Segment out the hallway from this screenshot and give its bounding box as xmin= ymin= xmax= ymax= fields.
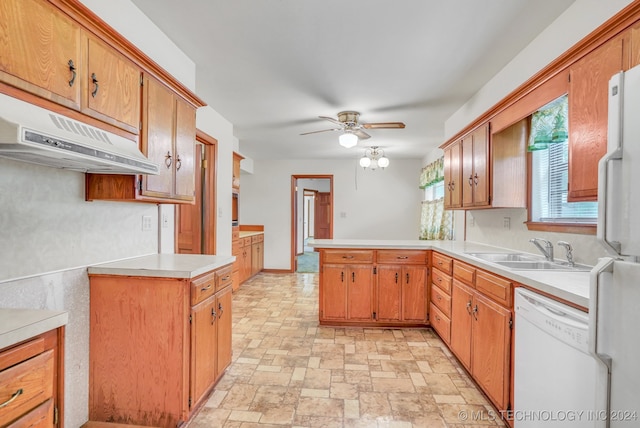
xmin=187 ymin=273 xmax=504 ymax=427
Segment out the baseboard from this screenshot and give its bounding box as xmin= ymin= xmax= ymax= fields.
xmin=261 ymin=268 xmax=293 ymax=274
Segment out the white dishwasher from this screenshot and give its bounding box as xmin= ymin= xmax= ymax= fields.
xmin=514 ymin=287 xmax=604 ymax=427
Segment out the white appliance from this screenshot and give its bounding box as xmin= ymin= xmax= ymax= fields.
xmin=589 ymin=64 xmax=640 ymax=427
xmin=0 ymin=92 xmax=159 ymax=175
xmin=514 ymin=287 xmax=600 ymax=427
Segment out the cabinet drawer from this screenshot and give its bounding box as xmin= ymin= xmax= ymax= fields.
xmin=191 ymin=271 xmax=216 ymax=305
xmin=216 ymin=265 xmax=234 ymax=291
xmin=323 ymin=250 xmax=374 ymax=264
xmin=242 ymin=237 xmax=252 ymax=247
xmin=377 ymin=250 xmax=427 ymax=264
xmin=432 ymin=253 xmax=453 ymax=275
xmin=453 ymin=260 xmax=476 ymax=286
xmin=431 ymin=284 xmax=451 ymax=317
xmin=232 ymin=230 xmax=240 ymax=241
xmin=251 ymin=234 xmax=264 ymax=244
xmin=430 ymin=303 xmax=450 ymax=344
xmin=0 ymin=350 xmax=54 ymax=427
xmin=432 ymin=269 xmax=452 ymax=294
xmin=476 ymin=270 xmax=512 ymax=308
xmin=6 ymin=398 xmax=53 ymax=428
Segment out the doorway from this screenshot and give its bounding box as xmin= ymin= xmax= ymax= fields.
xmin=175 ymin=130 xmax=218 ymax=254
xmin=291 ymin=175 xmax=333 ymax=272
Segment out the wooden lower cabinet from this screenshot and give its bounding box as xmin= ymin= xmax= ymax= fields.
xmin=450 ymin=278 xmax=512 ymax=413
xmin=376 ymin=265 xmax=427 ymax=322
xmin=321 ymin=264 xmax=373 ymax=321
xmin=88 ymin=265 xmax=233 ymax=427
xmin=0 ymin=329 xmax=63 ymax=428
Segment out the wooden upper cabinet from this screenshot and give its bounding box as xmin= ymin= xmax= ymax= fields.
xmin=568 ymin=34 xmax=624 ymax=201
xmin=0 ymin=0 xmax=81 ymax=108
xmin=491 ymin=118 xmax=528 ymax=208
xmin=232 ymin=152 xmax=243 ymax=191
xmin=84 ymin=36 xmax=141 ymax=133
xmin=174 ymin=96 xmax=197 ymax=200
xmin=443 ymin=142 xmax=462 ymax=209
xmin=461 ymin=123 xmax=490 ymax=208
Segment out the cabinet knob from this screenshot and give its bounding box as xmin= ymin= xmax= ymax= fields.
xmin=91 ymin=73 xmax=99 ymax=97
xmin=68 ymin=60 xmax=76 ymax=87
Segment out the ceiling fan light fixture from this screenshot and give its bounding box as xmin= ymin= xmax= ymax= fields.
xmin=360 ymin=146 xmax=389 ymax=170
xmin=378 ymin=156 xmax=390 ymax=169
xmin=359 ymin=156 xmax=371 ymax=168
xmin=339 ymin=131 xmax=358 ymax=148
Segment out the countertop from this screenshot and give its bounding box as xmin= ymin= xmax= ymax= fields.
xmin=239 ymin=231 xmax=264 ymax=238
xmin=308 ymin=239 xmax=591 ymax=309
xmin=0 ymin=308 xmax=68 ymax=350
xmin=87 ymin=254 xmax=236 ymax=279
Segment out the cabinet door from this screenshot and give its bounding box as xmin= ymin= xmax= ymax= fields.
xmin=174 ymin=97 xmax=196 ymax=200
xmin=471 ymin=292 xmax=511 ymax=411
xmin=142 ymin=76 xmax=174 ymax=198
xmin=461 ymin=134 xmax=474 ymax=207
xmin=402 ymin=266 xmax=427 ymax=322
xmin=251 ymin=242 xmax=263 ymax=276
xmin=444 ymin=143 xmax=462 ymax=209
xmin=376 ymin=265 xmax=401 ymax=321
xmin=216 ymin=287 xmax=233 ymax=377
xmin=471 ymin=124 xmax=490 ymax=206
xmin=85 ymin=36 xmax=141 ymax=131
xmin=568 ymin=35 xmax=624 ymax=201
xmin=190 ymin=295 xmax=217 ymax=406
xmin=0 ymin=0 xmax=81 ymax=108
xmin=321 ymin=265 xmax=347 ymax=320
xmin=450 ymin=280 xmax=473 ymax=370
xmin=347 ymin=265 xmax=373 ymax=321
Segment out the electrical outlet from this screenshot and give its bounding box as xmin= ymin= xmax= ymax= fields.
xmin=503 ymin=217 xmax=511 ymax=229
xmin=340 ymin=212 xmax=347 ymax=218
xmin=162 ymin=213 xmax=169 ymax=228
xmin=469 ymin=216 xmax=475 ymax=227
xmin=142 ymin=215 xmax=152 ymax=231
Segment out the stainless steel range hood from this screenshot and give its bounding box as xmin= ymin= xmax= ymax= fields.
xmin=0 ymin=93 xmax=159 ymax=175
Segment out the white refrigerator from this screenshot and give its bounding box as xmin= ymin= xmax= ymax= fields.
xmin=590 ymin=63 xmax=640 ymax=427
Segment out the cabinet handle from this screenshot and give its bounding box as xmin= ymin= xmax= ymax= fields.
xmin=395 ymin=272 xmax=398 ymax=283
xmin=176 ymin=154 xmax=182 ymax=171
xmin=436 ymin=315 xmax=441 ymax=322
xmin=211 ymin=308 xmax=217 ymax=324
xmin=397 ymin=256 xmax=408 ymax=259
xmin=406 ymin=273 xmax=409 ymax=284
xmin=352 ymin=272 xmax=355 ymax=282
xmin=474 ymin=173 xmax=479 ymax=185
xmin=341 ymin=271 xmax=344 ymax=282
xmin=437 ymin=277 xmax=442 ymax=283
xmin=91 ymin=73 xmax=99 ymax=97
xmin=451 ymin=181 xmax=455 ymax=191
xmin=164 ymin=151 xmax=172 ymax=168
xmin=221 ymin=275 xmax=230 ymax=281
xmin=466 ymin=301 xmax=472 ymax=315
xmin=437 ymin=295 xmax=442 ymax=301
xmin=201 ymin=284 xmax=212 ymax=292
xmin=342 ymin=255 xmax=354 ymax=259
xmin=0 ymin=388 xmax=23 ymax=409
xmin=68 ymin=60 xmax=76 ymax=87
xmin=472 ymin=304 xmax=479 ymax=320
xmin=218 ymin=302 xmax=223 ymax=316
xmin=468 ymin=175 xmax=473 ymax=186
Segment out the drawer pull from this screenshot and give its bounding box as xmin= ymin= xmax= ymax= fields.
xmin=201 ymin=284 xmax=212 ymax=292
xmin=342 ymin=255 xmax=354 ymax=259
xmin=221 ymin=275 xmax=231 ymax=281
xmin=0 ymin=388 xmax=23 ymax=409
xmin=397 ymin=256 xmax=408 ymax=259
xmin=91 ymin=73 xmax=99 ymax=97
xmin=437 ymin=296 xmax=442 ymax=301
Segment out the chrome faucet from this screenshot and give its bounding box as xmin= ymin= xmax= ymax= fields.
xmin=529 ymin=238 xmax=554 ymax=261
xmin=557 ymin=241 xmax=575 ymax=267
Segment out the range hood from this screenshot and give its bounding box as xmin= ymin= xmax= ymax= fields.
xmin=0 ymin=93 xmax=159 ymax=175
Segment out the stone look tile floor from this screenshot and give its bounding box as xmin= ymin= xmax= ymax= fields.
xmin=187 ymin=273 xmax=506 ymax=427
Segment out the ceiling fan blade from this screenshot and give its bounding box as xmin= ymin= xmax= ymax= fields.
xmin=300 ymin=128 xmax=341 ymax=136
xmin=319 ymin=116 xmax=344 ymax=126
xmin=354 ymin=129 xmax=371 ymax=140
xmin=362 ymin=122 xmax=406 ymax=129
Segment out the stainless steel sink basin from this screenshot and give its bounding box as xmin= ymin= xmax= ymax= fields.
xmin=494 ymin=260 xmax=592 ymax=272
xmin=465 ymin=252 xmax=540 ymax=262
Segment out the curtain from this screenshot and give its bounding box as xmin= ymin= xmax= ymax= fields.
xmin=528 ymin=94 xmax=568 ymax=151
xmin=419 ymin=157 xmax=444 ymax=189
xmin=420 ymin=199 xmax=452 ymax=240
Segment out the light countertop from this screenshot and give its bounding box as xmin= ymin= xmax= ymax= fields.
xmin=239 ymin=231 xmax=263 ymax=238
xmin=88 ymin=254 xmax=236 ymax=279
xmin=0 ymin=308 xmax=68 ymax=350
xmin=309 ymin=239 xmax=591 ymax=309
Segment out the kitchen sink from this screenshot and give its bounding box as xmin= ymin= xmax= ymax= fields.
xmin=494 ymin=260 xmax=592 ymax=272
xmin=465 ymin=252 xmax=540 ymax=262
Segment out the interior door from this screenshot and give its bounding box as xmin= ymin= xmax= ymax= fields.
xmin=315 ymin=192 xmax=331 ymax=239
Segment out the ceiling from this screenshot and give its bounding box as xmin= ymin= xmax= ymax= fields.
xmin=131 ymin=0 xmax=576 ymax=161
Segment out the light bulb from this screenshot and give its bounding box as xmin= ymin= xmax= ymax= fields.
xmin=338 ymin=132 xmax=358 ymax=148
xmin=359 ymin=156 xmax=371 ymax=168
xmin=378 ymin=156 xmax=389 ymax=168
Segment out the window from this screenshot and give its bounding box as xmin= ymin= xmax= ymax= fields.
xmin=529 ymin=95 xmax=597 ymax=226
xmin=419 ymin=158 xmax=453 ymax=240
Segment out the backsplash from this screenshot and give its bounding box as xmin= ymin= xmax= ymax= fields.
xmin=465 ymin=208 xmax=608 ymax=266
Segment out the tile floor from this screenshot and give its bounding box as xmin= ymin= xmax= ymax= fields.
xmin=187 ymin=273 xmax=506 ymax=427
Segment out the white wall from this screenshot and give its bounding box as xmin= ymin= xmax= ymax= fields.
xmin=240 ymin=159 xmax=423 ymax=270
xmin=443 ymin=0 xmax=634 ymax=261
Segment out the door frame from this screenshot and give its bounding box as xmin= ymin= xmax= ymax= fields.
xmin=174 ymin=129 xmax=217 ymax=254
xmin=291 ymin=174 xmax=333 ymax=272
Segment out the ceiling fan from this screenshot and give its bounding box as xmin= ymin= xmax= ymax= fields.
xmin=300 ymin=111 xmax=405 ymax=141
